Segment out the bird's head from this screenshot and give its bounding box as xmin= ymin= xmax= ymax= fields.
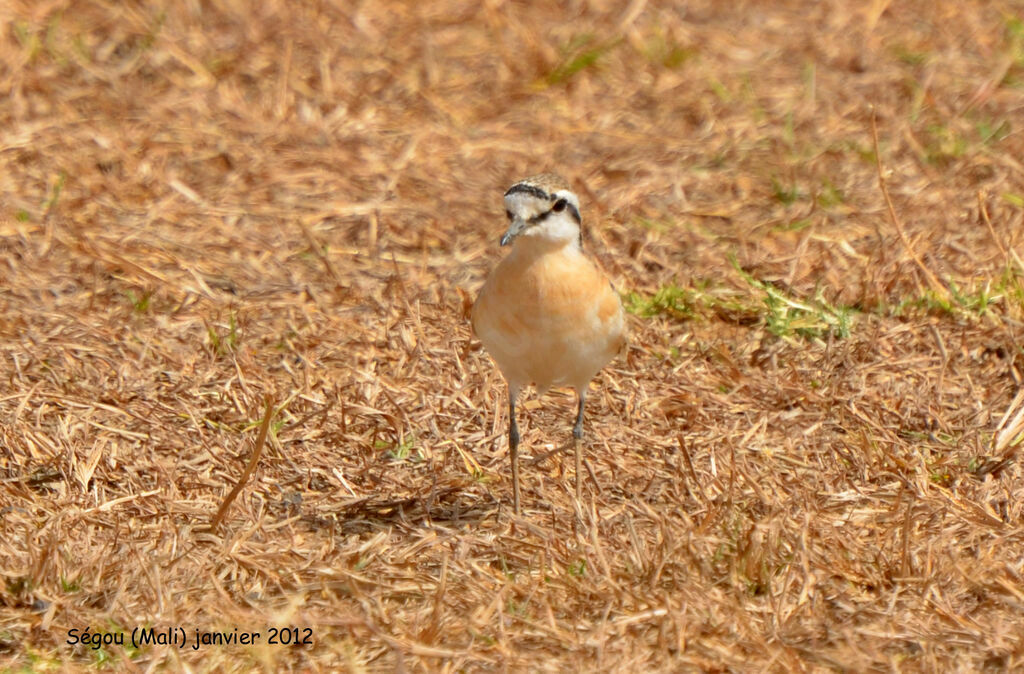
xmin=500 ymin=174 xmax=582 ymax=248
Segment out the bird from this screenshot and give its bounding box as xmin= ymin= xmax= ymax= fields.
xmin=472 ymin=174 xmax=626 ymax=514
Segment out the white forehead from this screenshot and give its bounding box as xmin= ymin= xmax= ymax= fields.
xmin=503 ymin=191 xmax=546 ymax=217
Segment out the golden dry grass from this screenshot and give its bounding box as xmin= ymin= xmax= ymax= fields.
xmin=3 ymin=0 xmax=1024 ymax=670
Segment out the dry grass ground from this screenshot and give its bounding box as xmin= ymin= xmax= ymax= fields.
xmin=2 ymin=0 xmax=1024 ymax=670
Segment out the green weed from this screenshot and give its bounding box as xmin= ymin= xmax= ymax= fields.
xmin=815 ymin=180 xmax=845 ymax=209
xmin=772 ymin=218 xmax=812 ymax=232
xmin=206 ymin=313 xmax=240 ymax=356
xmin=625 ymin=283 xmax=699 ymax=321
xmin=976 ymin=118 xmax=1011 ymax=145
xmin=708 ymin=77 xmax=731 ymax=102
xmin=891 ymin=45 xmax=928 ymax=66
xmin=771 ymin=178 xmax=802 ymax=205
xmin=641 ymin=31 xmax=696 ymax=69
xmin=1004 ymin=14 xmax=1024 ymax=83
xmin=883 ymin=269 xmax=1024 ymax=320
xmin=923 ymin=124 xmax=966 ymax=165
xmin=43 ymin=171 xmax=66 ymax=215
xmin=543 ymin=35 xmax=620 ymax=86
xmin=627 ymin=276 xmax=844 ymax=337
xmin=126 ymin=290 xmax=152 ymax=313
xmin=387 ymin=436 xmax=415 ymax=461
xmin=1003 ymin=192 xmax=1024 ymax=207
xmin=733 ymin=263 xmax=853 ymax=339
xmin=12 ymin=21 xmax=42 ymax=61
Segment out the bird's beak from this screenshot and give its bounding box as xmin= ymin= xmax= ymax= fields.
xmin=500 ymin=217 xmax=526 ymax=247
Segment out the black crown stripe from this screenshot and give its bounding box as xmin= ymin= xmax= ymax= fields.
xmin=504 ymin=183 xmax=551 ymax=200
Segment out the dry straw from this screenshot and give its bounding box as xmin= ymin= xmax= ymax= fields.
xmin=2 ymin=0 xmax=1024 ymax=670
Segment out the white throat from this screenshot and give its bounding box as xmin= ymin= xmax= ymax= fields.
xmin=521 ymin=211 xmax=581 ymax=247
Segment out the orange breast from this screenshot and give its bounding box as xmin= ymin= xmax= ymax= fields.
xmin=472 ymin=242 xmax=625 ymax=393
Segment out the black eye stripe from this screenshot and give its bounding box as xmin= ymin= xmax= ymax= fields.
xmin=526 ymin=201 xmax=582 ymax=225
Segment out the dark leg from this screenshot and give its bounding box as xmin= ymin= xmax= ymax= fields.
xmin=573 ymin=390 xmax=586 ymax=501
xmin=573 ymin=390 xmax=586 ymax=440
xmin=509 ymin=390 xmax=521 ymax=514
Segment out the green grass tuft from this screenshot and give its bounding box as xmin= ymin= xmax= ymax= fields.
xmin=126 ymin=290 xmax=152 ymax=313
xmin=771 ymin=178 xmax=802 ymax=205
xmin=43 ymin=171 xmax=66 ymax=214
xmin=640 ymin=31 xmax=697 ymax=69
xmin=627 ymin=270 xmax=855 ymax=341
xmin=543 ymin=35 xmax=620 ymax=86
xmin=733 ymin=262 xmax=854 ymax=339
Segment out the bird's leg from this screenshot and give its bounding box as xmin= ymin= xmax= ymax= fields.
xmin=509 ymin=388 xmax=521 ymax=515
xmin=573 ymin=390 xmax=586 ymax=501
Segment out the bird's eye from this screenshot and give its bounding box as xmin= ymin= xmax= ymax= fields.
xmin=552 ymin=198 xmax=567 ymax=213
xmin=505 ymin=209 xmax=514 ymax=220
